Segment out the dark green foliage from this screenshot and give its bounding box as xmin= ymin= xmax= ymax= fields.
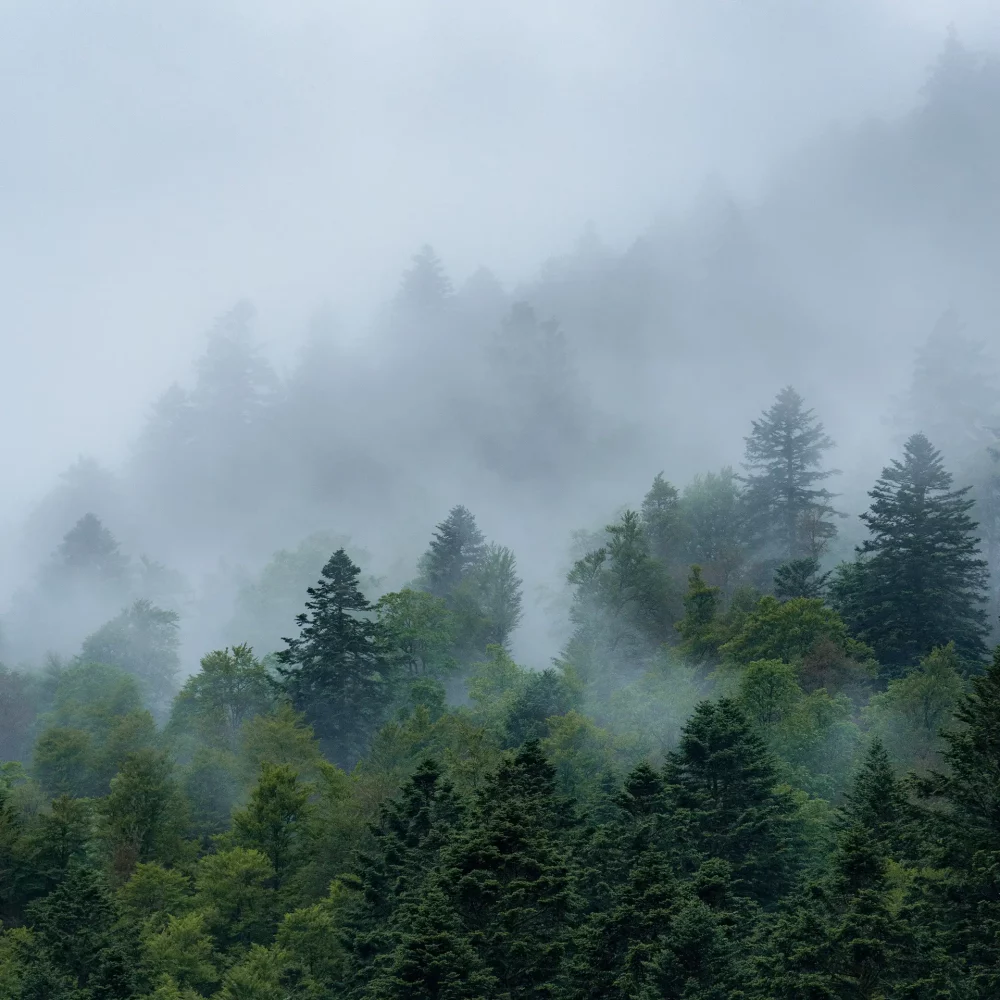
xmin=742 ymin=386 xmax=841 ymax=565
xmin=503 ymin=669 xmax=578 ymax=747
xmin=835 ymin=433 xmax=990 ymax=676
xmin=675 ymin=566 xmax=723 ymax=665
xmin=773 ymin=557 xmax=830 ymax=600
xmin=23 ymin=863 xmax=144 ymax=998
xmin=438 ymin=742 xmax=579 ymax=1000
xmin=663 ymin=698 xmax=801 ymax=904
xmin=277 ymin=548 xmax=389 ymax=768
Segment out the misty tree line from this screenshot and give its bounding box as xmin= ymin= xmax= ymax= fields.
xmin=3 ymin=372 xmax=1000 ymax=996
xmin=7 ymin=32 xmax=1000 ymax=999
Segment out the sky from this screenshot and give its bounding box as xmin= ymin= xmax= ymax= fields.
xmin=1 ymin=0 xmax=998 ymax=517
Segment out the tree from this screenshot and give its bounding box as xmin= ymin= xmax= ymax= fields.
xmin=472 ymin=543 xmax=524 ymax=649
xmin=675 ymin=566 xmax=724 ymax=665
xmin=232 ymin=763 xmax=311 ymax=893
xmin=663 ymin=698 xmax=800 ymax=904
xmin=741 ymin=386 xmax=841 ymax=566
xmin=641 ymin=472 xmax=682 ymax=565
xmin=24 ymin=863 xmax=143 ymax=999
xmin=395 ymin=245 xmax=453 ymax=318
xmin=417 ymin=506 xmax=485 ymax=601
xmin=773 ymin=557 xmax=830 ymax=600
xmin=836 ymin=433 xmax=990 ymax=675
xmin=169 ymin=644 xmax=274 ymax=751
xmin=277 ymin=549 xmax=389 ymax=768
xmin=80 ymin=599 xmax=181 ymax=719
xmin=679 ymin=467 xmax=747 ymax=592
xmin=48 ymin=512 xmax=130 ymax=590
xmin=376 ymin=590 xmax=458 ymax=681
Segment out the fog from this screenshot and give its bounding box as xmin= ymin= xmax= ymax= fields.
xmin=4 ymin=0 xmax=1000 ymax=669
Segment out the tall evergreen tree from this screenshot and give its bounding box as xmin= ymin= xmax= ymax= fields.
xmin=663 ymin=698 xmax=800 ymax=905
xmin=773 ymin=557 xmax=830 ymax=601
xmin=742 ymin=386 xmax=841 ymax=566
xmin=277 ymin=549 xmax=389 ymax=768
xmin=835 ymin=433 xmax=990 ymax=675
xmin=417 ymin=506 xmax=486 ymax=601
xmin=48 ymin=512 xmax=130 ymax=590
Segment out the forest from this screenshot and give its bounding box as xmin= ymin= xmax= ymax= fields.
xmin=5 ymin=25 xmax=1000 ymax=1000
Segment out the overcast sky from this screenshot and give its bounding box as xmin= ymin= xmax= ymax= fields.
xmin=2 ymin=0 xmax=999 ymax=515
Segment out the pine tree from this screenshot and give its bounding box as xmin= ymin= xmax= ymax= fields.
xmin=277 ymin=549 xmax=389 ymax=768
xmin=663 ymin=698 xmax=800 ymax=904
xmin=417 ymin=506 xmax=486 ymax=601
xmin=742 ymin=386 xmax=841 ymax=565
xmin=837 ymin=433 xmax=990 ymax=675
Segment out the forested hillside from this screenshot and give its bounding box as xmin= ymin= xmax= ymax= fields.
xmin=3 ymin=377 xmax=1000 ymax=998
xmin=7 ymin=28 xmax=1000 ymax=1000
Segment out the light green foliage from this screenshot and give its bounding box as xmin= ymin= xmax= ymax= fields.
xmin=80 ymin=598 xmax=181 ymax=719
xmin=867 ymin=643 xmax=966 ymax=770
xmin=239 ymin=702 xmax=328 ymax=786
xmin=195 ymin=847 xmax=276 ymax=951
xmin=145 ymin=911 xmax=220 ymax=994
xmin=33 ymin=662 xmax=157 ymax=797
xmin=470 ymin=542 xmax=524 ymax=650
xmin=541 ymin=710 xmax=616 ymax=801
xmin=376 ymin=588 xmax=458 ymax=680
xmin=737 ymin=659 xmax=801 ymax=727
xmin=722 ymin=595 xmax=851 ymax=665
xmin=213 ymin=943 xmax=289 ymax=1000
xmin=169 ymin=644 xmax=275 ymax=752
xmin=467 ymin=644 xmax=529 ymax=730
xmin=118 ymin=862 xmax=193 ymax=931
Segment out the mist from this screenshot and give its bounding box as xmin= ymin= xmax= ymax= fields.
xmin=4 ymin=0 xmax=1000 ymax=670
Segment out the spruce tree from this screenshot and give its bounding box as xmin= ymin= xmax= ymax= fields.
xmin=417 ymin=506 xmax=486 ymax=601
xmin=773 ymin=557 xmax=830 ymax=600
xmin=838 ymin=433 xmax=990 ymax=675
xmin=438 ymin=742 xmax=579 ymax=1000
xmin=742 ymin=386 xmax=840 ymax=565
xmin=48 ymin=512 xmax=130 ymax=591
xmin=663 ymin=698 xmax=800 ymax=904
xmin=277 ymin=549 xmax=389 ymax=768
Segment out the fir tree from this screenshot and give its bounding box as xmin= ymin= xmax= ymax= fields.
xmin=773 ymin=556 xmax=830 ymax=600
xmin=742 ymin=386 xmax=841 ymax=565
xmin=417 ymin=506 xmax=486 ymax=601
xmin=663 ymin=698 xmax=800 ymax=904
xmin=48 ymin=512 xmax=130 ymax=590
xmin=277 ymin=549 xmax=389 ymax=768
xmin=836 ymin=433 xmax=990 ymax=675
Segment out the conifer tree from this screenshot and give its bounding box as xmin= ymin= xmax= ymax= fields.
xmin=438 ymin=742 xmax=579 ymax=1000
xmin=742 ymin=386 xmax=840 ymax=565
xmin=48 ymin=512 xmax=130 ymax=590
xmin=836 ymin=433 xmax=990 ymax=675
xmin=277 ymin=549 xmax=389 ymax=768
xmin=773 ymin=556 xmax=830 ymax=600
xmin=417 ymin=506 xmax=486 ymax=601
xmin=663 ymin=698 xmax=800 ymax=904
xmin=641 ymin=472 xmax=682 ymax=564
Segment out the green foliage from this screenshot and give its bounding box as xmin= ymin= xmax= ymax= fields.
xmin=679 ymin=466 xmax=747 ymax=592
xmin=773 ymin=556 xmax=830 ymax=600
xmin=195 ymin=847 xmax=276 ymax=952
xmin=641 ymin=471 xmax=682 ymax=564
xmin=741 ymin=386 xmax=841 ymax=565
xmin=470 ymin=542 xmax=524 ymax=650
xmin=376 ymin=589 xmax=458 ymax=681
xmin=867 ymin=643 xmax=966 ymax=770
xmin=169 ymin=643 xmax=275 ymax=752
xmin=80 ymin=598 xmax=181 ymax=719
xmin=836 ymin=433 xmax=991 ymax=676
xmin=416 ymin=505 xmax=485 ymax=599
xmin=277 ymin=548 xmax=390 ymax=768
